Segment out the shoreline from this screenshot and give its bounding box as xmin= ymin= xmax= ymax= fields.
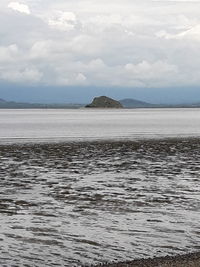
xmin=1 ymin=135 xmax=200 ymax=146
xmin=1 ymin=134 xmax=200 ymax=146
xmin=89 ymin=251 xmax=200 ymax=267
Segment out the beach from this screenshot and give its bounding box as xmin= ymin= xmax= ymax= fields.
xmin=0 ymin=138 xmax=199 ymax=266
xmin=91 ymin=252 xmax=200 ymax=266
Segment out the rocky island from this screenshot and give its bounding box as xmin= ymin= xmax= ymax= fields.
xmin=86 ymin=96 xmax=123 ymax=108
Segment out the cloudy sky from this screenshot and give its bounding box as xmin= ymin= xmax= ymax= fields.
xmin=0 ymin=0 xmax=200 ymax=103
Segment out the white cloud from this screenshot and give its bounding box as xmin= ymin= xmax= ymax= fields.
xmin=30 ymin=41 xmax=51 ymax=59
xmin=124 ymin=60 xmax=179 ymax=87
xmin=76 ymin=73 xmax=86 ymax=82
xmin=55 ymin=72 xmax=86 ymax=86
xmin=1 ymin=0 xmax=200 ymax=89
xmin=47 ymin=11 xmax=77 ymax=31
xmin=0 ymin=67 xmax=43 ymax=83
xmin=125 ymin=61 xmax=178 ymax=77
xmin=157 ymin=25 xmax=200 ymax=41
xmin=0 ymin=44 xmax=19 ymax=62
xmin=8 ymin=2 xmax=30 ymax=15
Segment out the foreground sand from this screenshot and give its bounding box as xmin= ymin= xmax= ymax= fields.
xmin=0 ymin=138 xmax=200 ymax=266
xmin=91 ymin=252 xmax=200 ymax=266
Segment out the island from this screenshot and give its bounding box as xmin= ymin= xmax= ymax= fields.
xmin=86 ymin=96 xmax=123 ymax=108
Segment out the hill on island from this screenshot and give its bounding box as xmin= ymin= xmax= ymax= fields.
xmin=86 ymin=96 xmax=123 ymax=108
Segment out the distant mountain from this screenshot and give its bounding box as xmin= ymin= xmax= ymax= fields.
xmin=86 ymin=96 xmax=123 ymax=108
xmin=119 ymin=98 xmax=155 ymax=108
xmin=0 ymin=98 xmax=84 ymax=109
xmin=2 ymin=97 xmax=200 ymax=109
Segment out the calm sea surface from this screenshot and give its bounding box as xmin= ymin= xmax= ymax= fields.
xmin=1 ymin=108 xmax=200 ymax=142
xmin=0 ymin=109 xmax=200 ymax=266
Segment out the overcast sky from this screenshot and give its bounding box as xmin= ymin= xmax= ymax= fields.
xmin=0 ymin=0 xmax=200 ymax=103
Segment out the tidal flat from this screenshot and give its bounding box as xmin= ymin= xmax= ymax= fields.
xmin=0 ymin=138 xmax=200 ymax=266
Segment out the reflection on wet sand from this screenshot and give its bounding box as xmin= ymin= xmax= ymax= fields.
xmin=0 ymin=138 xmax=200 ymax=266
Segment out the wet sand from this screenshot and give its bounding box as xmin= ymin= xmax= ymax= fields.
xmin=90 ymin=251 xmax=200 ymax=266
xmin=0 ymin=138 xmax=200 ymax=266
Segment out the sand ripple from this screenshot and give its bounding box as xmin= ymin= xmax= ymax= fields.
xmin=0 ymin=139 xmax=200 ymax=266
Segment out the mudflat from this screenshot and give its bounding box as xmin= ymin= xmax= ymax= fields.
xmin=91 ymin=252 xmax=200 ymax=266
xmin=0 ymin=138 xmax=199 ymax=266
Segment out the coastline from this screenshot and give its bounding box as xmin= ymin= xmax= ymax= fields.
xmin=1 ymin=134 xmax=200 ymax=145
xmin=90 ymin=252 xmax=200 ymax=267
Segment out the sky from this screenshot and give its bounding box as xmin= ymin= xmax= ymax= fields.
xmin=0 ymin=0 xmax=200 ymax=103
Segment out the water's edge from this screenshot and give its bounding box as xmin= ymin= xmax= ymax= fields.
xmin=88 ymin=251 xmax=200 ymax=267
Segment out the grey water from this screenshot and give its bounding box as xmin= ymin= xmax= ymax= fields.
xmin=1 ymin=108 xmax=200 ymax=142
xmin=0 ymin=109 xmax=200 ymax=266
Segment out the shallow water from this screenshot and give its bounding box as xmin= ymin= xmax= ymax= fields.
xmin=1 ymin=108 xmax=200 ymax=143
xmin=0 ymin=139 xmax=200 ymax=266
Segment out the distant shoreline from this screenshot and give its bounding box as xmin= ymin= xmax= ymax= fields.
xmin=2 ymin=97 xmax=200 ymax=109
xmin=2 ymin=105 xmax=200 ymax=109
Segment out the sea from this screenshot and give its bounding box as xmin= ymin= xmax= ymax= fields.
xmin=1 ymin=108 xmax=200 ymax=143
xmin=0 ymin=108 xmax=200 ymax=266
